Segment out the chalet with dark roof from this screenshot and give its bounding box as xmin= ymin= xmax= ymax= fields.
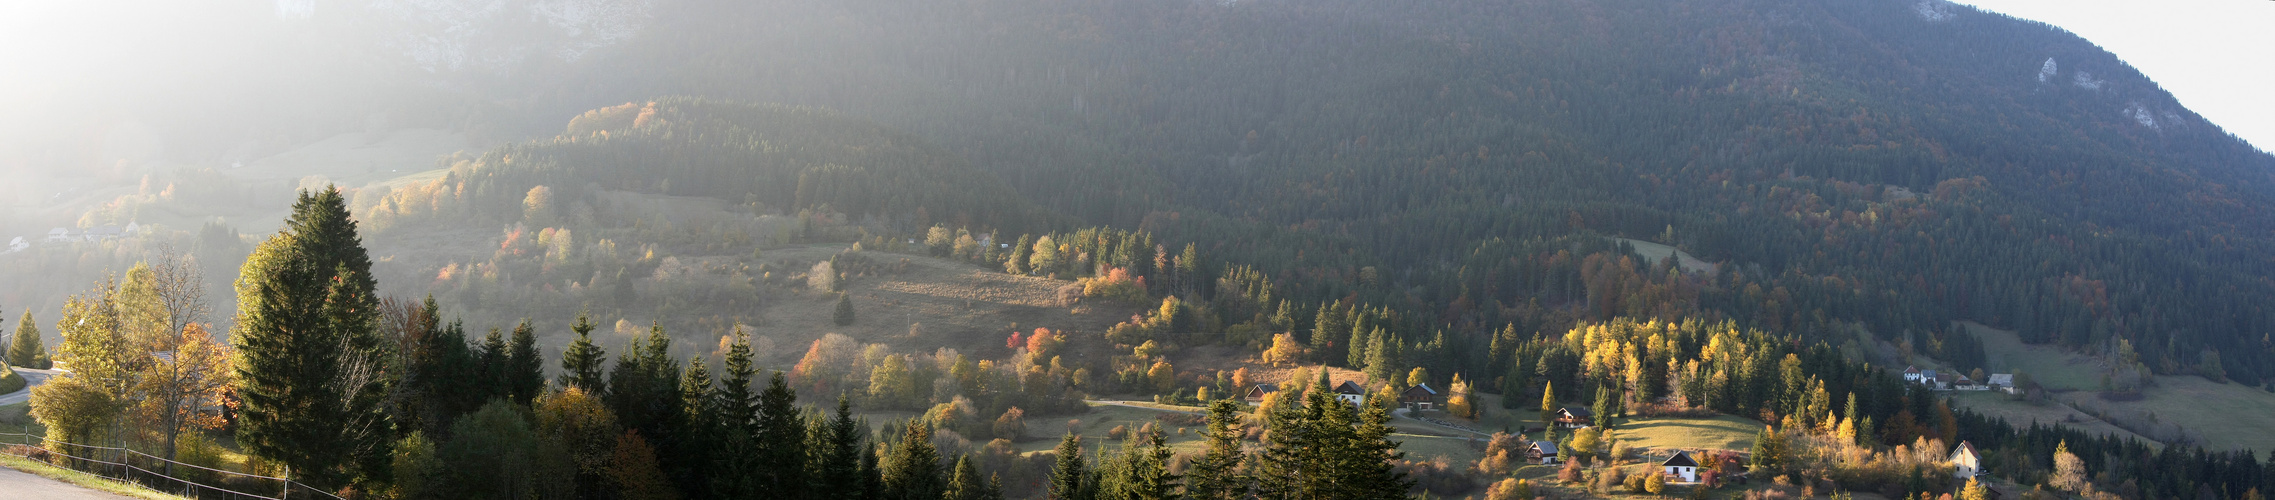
xmin=1529 ymin=441 xmax=1558 ymax=465
xmin=1399 ymin=383 xmax=1438 ymax=410
xmin=1554 ymin=406 xmax=1594 ymax=428
xmin=1243 ymin=383 xmax=1280 ymax=404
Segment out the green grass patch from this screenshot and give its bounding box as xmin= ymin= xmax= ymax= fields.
xmin=0 ymin=365 xmax=24 ymax=395
xmin=2056 ymin=375 xmax=2275 ymax=453
xmin=1944 ymin=391 xmax=2153 ymax=445
xmin=0 ymin=453 xmax=189 ymax=500
xmin=1607 ymin=414 xmax=1762 ymax=453
xmin=1964 ymin=322 xmax=2102 ymax=391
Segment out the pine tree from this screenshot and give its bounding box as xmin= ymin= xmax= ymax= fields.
xmin=882 ymin=420 xmax=945 ymax=499
xmin=1051 ymin=433 xmax=1088 ymax=500
xmin=231 ymin=186 xmax=389 ymax=489
xmin=947 ymin=455 xmax=988 ymax=500
xmin=561 ymin=310 xmax=609 ymax=394
xmin=1311 ymin=303 xmax=1346 ymax=364
xmin=1346 ymin=312 xmax=1372 ymax=369
xmin=756 ymin=372 xmax=806 ymax=496
xmin=1339 ymin=393 xmax=1415 ymax=499
xmin=7 ymin=311 xmax=45 ymax=369
xmin=1363 ymin=328 xmax=1395 ymax=383
xmin=506 ymin=320 xmax=544 ymax=404
xmin=1748 ymin=426 xmax=1785 ymax=474
xmin=835 ymin=293 xmax=856 ymax=326
xmin=819 ymin=396 xmax=868 ymax=500
xmin=713 ymin=329 xmax=762 ymax=498
xmin=1005 ymin=234 xmax=1034 ymax=275
xmin=478 ymin=327 xmax=510 ymax=401
xmin=1103 ymin=425 xmax=1179 ymax=500
xmin=678 ymin=360 xmax=716 ymax=498
xmin=1540 ymin=381 xmax=1557 ymax=425
xmin=1592 ymin=384 xmax=1619 ymax=430
xmin=1184 ymin=399 xmax=1248 ymax=499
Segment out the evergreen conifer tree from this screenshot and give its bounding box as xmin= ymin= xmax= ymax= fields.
xmin=1311 ymin=303 xmax=1347 ymax=364
xmin=756 ymin=372 xmax=807 ymax=496
xmin=1339 ymin=392 xmax=1414 ymax=499
xmin=835 ymin=293 xmax=856 ymax=326
xmin=7 ymin=311 xmax=45 ymax=369
xmin=819 ymin=396 xmax=868 ymax=500
xmin=506 ymin=320 xmax=544 ymax=404
xmin=231 ymin=186 xmax=389 ymax=489
xmin=1593 ymin=384 xmax=1619 ymax=429
xmin=947 ymin=455 xmax=986 ymax=500
xmin=678 ymin=360 xmax=716 ymax=498
xmin=1050 ymin=433 xmax=1088 ymax=500
xmin=1184 ymin=399 xmax=1248 ymax=499
xmin=882 ymin=420 xmax=945 ymax=499
xmin=560 ymin=310 xmax=608 ymax=394
xmin=713 ymin=329 xmax=762 ymax=498
xmin=478 ymin=327 xmax=510 ymax=401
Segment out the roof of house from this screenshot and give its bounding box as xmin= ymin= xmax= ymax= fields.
xmin=1904 ymin=365 xmax=1921 ymax=374
xmin=1987 ymin=374 xmax=2015 ymax=386
xmin=1532 ymin=441 xmax=1558 ymax=455
xmin=1559 ymin=406 xmax=1594 ymax=418
xmin=1246 ymin=383 xmax=1280 ymax=396
xmin=1334 ymin=380 xmax=1366 ymax=395
xmin=1662 ymin=451 xmax=1699 ymax=468
xmin=1951 ymin=441 xmax=1980 ymax=462
xmin=1403 ymin=383 xmax=1438 ymax=396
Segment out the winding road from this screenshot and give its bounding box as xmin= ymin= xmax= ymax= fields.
xmin=0 ymin=367 xmax=60 ymax=406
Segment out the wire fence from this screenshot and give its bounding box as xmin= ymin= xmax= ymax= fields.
xmin=0 ymin=429 xmax=344 ymax=500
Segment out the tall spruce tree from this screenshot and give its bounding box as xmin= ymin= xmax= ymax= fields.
xmin=1102 ymin=425 xmax=1179 ymax=500
xmin=506 ymin=320 xmax=544 ymax=404
xmin=713 ymin=329 xmax=762 ymax=498
xmin=1184 ymin=399 xmax=1248 ymax=499
xmin=677 ymin=359 xmax=717 ymax=499
xmin=1338 ymin=393 xmax=1413 ymax=499
xmin=7 ymin=311 xmax=45 ymax=369
xmin=946 ymin=455 xmax=987 ymax=500
xmin=1050 ymin=433 xmax=1088 ymax=500
xmin=834 ymin=292 xmax=856 ymax=326
xmin=882 ymin=420 xmax=945 ymax=499
xmin=1311 ymin=303 xmax=1347 ymax=365
xmin=1593 ymin=384 xmax=1619 ymax=430
xmin=755 ymin=372 xmax=806 ymax=496
xmin=818 ymin=396 xmax=869 ymax=500
xmin=477 ymin=327 xmax=509 ymax=401
xmin=231 ymin=186 xmax=389 ymax=489
xmin=560 ymin=310 xmax=608 ymax=394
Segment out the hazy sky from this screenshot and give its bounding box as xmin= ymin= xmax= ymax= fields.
xmin=1950 ymin=0 xmax=2275 ymax=153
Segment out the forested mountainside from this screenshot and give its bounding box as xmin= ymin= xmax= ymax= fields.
xmin=485 ymin=0 xmax=2275 ymax=383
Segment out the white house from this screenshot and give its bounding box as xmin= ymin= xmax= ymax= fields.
xmin=1333 ymin=380 xmax=1367 ymax=406
xmin=1987 ymin=373 xmax=2016 ymax=393
xmin=5 ymin=237 xmax=26 ymax=253
xmin=1951 ymin=441 xmax=1984 ymax=479
xmin=1662 ymin=450 xmax=1700 ymax=482
xmin=44 ymin=228 xmax=72 ymax=243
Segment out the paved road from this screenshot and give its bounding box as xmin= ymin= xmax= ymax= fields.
xmin=0 ymin=463 xmax=134 ymax=499
xmin=0 ymin=368 xmax=59 ymax=406
xmin=1085 ymin=400 xmax=1207 ymax=414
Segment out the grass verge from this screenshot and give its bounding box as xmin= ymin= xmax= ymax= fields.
xmin=0 ymin=453 xmax=189 ymax=500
